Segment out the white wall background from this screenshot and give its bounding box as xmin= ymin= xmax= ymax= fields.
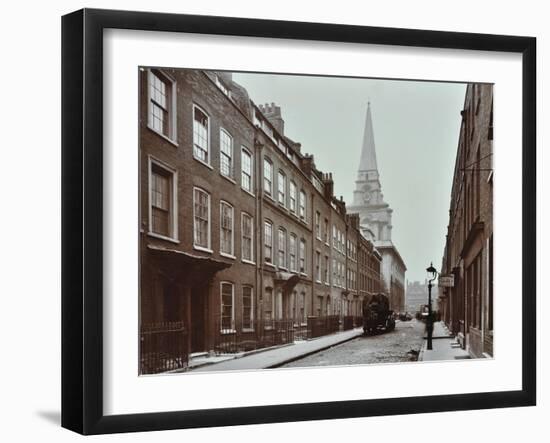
xmin=0 ymin=0 xmax=545 ymax=441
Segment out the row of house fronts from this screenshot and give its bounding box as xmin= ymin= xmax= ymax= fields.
xmin=139 ymin=68 xmax=395 ymax=374
xmin=438 ymin=83 xmax=494 ymax=358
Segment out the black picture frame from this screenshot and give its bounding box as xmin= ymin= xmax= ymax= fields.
xmin=61 ymin=8 xmax=536 ymax=435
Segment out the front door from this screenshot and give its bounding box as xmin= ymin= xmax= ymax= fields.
xmin=190 ymin=287 xmax=206 ymax=353
xmin=162 ymin=281 xmax=181 ymax=322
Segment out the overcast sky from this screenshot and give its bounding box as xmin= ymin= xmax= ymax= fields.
xmin=233 ymin=72 xmax=466 ymax=282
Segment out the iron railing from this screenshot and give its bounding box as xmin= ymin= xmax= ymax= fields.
xmin=343 ymin=316 xmax=354 ymax=330
xmin=307 ymin=315 xmax=340 ymax=338
xmin=214 ymin=319 xmax=296 ymax=354
xmin=293 ymin=323 xmax=309 ymax=341
xmin=213 ymin=316 xmax=345 ymax=354
xmin=140 ymin=321 xmax=188 ymax=375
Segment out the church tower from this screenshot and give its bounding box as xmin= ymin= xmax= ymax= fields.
xmin=349 ymin=102 xmax=393 ymax=242
xmin=348 ymin=103 xmax=407 ymax=312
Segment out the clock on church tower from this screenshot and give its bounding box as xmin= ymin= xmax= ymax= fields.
xmin=362 ymin=184 xmax=371 ymax=203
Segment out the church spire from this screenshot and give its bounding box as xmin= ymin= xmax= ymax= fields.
xmin=358 ymin=102 xmax=378 ymax=172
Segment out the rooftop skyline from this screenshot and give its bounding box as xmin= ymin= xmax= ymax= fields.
xmin=233 ymin=71 xmax=467 ymax=281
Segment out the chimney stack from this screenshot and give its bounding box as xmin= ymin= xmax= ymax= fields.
xmin=322 ymin=172 xmax=334 ymax=199
xmin=300 ymin=153 xmax=315 ymax=177
xmin=217 ymin=71 xmax=233 ymax=85
xmin=258 ymin=102 xmax=285 ymax=135
xmin=348 ymin=213 xmax=360 ymax=230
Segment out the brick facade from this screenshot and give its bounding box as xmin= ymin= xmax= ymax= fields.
xmin=139 ymin=68 xmax=384 ymax=372
xmin=438 ymin=83 xmax=493 ymax=358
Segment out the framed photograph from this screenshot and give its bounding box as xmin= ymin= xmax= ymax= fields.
xmin=61 ymin=8 xmax=536 ymax=435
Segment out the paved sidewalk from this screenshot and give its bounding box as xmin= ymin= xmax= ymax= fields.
xmin=419 ymin=321 xmax=471 ymax=361
xmin=189 ymin=328 xmax=364 ymax=372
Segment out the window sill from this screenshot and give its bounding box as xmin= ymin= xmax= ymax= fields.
xmin=300 ymin=272 xmax=308 ymax=277
xmin=147 ymin=125 xmax=179 ymax=147
xmin=147 ymin=232 xmax=180 ymax=244
xmin=242 ymin=259 xmax=256 ymax=266
xmin=193 ymin=156 xmax=214 ymax=170
xmin=278 ymin=266 xmax=288 ymax=272
xmin=242 ymin=187 xmax=256 ymax=198
xmin=220 ymin=252 xmax=236 ymax=260
xmin=242 ymin=328 xmax=255 ymax=333
xmin=220 ymin=173 xmax=236 ymax=185
xmin=193 ymin=245 xmax=213 ymax=254
xmin=264 ymin=262 xmax=277 ymax=269
xmin=315 ymin=280 xmax=323 ymax=284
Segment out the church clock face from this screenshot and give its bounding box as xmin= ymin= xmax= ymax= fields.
xmin=362 ymin=184 xmax=372 ymax=203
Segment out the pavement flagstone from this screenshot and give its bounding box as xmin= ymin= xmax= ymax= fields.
xmin=419 ymin=321 xmax=471 ymax=361
xmin=186 ymin=328 xmax=364 ymax=372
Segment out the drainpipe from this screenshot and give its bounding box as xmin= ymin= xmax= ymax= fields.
xmin=254 ymin=132 xmax=264 ymax=331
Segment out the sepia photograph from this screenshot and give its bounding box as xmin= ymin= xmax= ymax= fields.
xmin=138 ymin=67 xmax=494 ymax=375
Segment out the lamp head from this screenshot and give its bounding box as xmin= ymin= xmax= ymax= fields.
xmin=426 ymin=262 xmax=437 ymax=280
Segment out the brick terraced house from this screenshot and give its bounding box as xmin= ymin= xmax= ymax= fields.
xmin=139 ymin=68 xmax=383 ymax=374
xmin=438 ymin=83 xmax=494 ymax=358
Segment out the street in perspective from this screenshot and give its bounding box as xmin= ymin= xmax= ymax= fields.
xmin=139 ymin=68 xmax=493 ymax=375
xmin=281 ymin=319 xmax=425 ymax=368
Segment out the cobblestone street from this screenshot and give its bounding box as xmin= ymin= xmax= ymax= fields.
xmin=281 ymin=319 xmax=426 ymax=368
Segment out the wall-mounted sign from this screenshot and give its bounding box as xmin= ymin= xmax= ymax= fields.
xmin=439 ymin=275 xmax=455 ymax=287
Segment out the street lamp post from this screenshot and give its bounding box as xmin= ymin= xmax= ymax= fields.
xmin=426 ymin=263 xmax=438 ymax=351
